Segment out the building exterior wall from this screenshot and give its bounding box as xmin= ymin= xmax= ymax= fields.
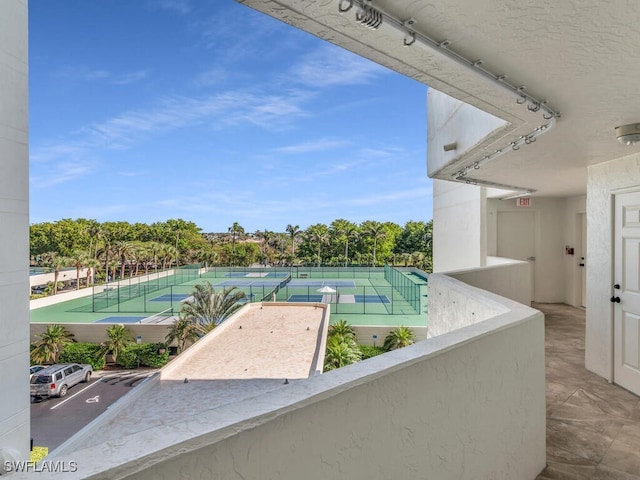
xmin=433 ymin=179 xmax=486 ymax=272
xmin=586 ymin=154 xmax=640 ymax=379
xmin=426 ymin=88 xmax=507 ymax=178
xmin=0 ymin=0 xmax=29 ymax=465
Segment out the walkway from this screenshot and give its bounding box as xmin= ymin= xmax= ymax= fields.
xmin=536 ymin=303 xmax=640 ymax=479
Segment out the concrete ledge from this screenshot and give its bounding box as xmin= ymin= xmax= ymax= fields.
xmin=39 ymin=280 xmax=545 ymax=480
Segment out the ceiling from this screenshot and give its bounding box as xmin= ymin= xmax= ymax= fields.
xmin=239 ymin=0 xmax=640 ymax=197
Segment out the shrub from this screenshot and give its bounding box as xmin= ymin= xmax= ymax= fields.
xmin=139 ymin=342 xmax=170 ymax=368
xmin=118 ymin=343 xmax=170 ymax=369
xmin=383 ymin=325 xmax=416 ymax=351
xmin=358 ymin=344 xmax=386 ymax=360
xmin=59 ymin=342 xmax=106 ymax=370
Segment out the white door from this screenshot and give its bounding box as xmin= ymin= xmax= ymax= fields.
xmin=614 ymin=191 xmax=640 ymax=395
xmin=497 ymin=210 xmax=536 ymax=302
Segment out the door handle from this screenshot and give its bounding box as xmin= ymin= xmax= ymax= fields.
xmin=610 ymin=296 xmax=621 ymax=303
xmin=526 ymin=256 xmax=536 ymax=261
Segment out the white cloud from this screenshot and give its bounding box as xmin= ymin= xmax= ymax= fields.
xmin=30 ymin=162 xmax=94 ymax=188
xmin=52 ymin=67 xmax=148 ymax=85
xmin=273 ymin=139 xmax=351 ymax=154
xmin=113 ymin=70 xmax=149 ymax=85
xmin=349 ymin=186 xmax=433 ymax=207
xmin=289 ymin=46 xmax=388 ymax=88
xmin=156 ymin=0 xmax=192 ymax=15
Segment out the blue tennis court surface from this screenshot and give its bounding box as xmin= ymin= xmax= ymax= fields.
xmin=287 ymin=280 xmax=356 ymax=288
xmin=287 ymin=294 xmax=323 ymax=302
xmin=217 ymin=280 xmax=282 ymax=287
xmin=149 ymin=293 xmax=191 ymax=302
xmin=224 ymin=272 xmax=289 ymax=278
xmin=95 ymin=316 xmax=146 ymax=324
xmin=354 ymin=295 xmax=390 ymax=304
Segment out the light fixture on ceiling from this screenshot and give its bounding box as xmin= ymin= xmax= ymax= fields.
xmin=615 ymin=124 xmax=640 ymax=146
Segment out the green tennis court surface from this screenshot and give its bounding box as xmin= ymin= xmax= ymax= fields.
xmin=30 ymin=266 xmax=428 ymax=327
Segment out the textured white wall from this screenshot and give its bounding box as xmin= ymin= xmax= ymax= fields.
xmin=586 ymin=155 xmax=640 ymax=379
xmin=0 ymin=0 xmax=29 ymax=464
xmin=427 ymin=88 xmax=507 ymax=177
xmin=443 ymin=259 xmax=531 ymax=308
xmin=433 ymin=179 xmax=486 ymax=272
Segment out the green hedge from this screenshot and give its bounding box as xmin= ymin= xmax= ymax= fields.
xmin=358 ymin=344 xmax=386 ymax=360
xmin=59 ymin=343 xmax=106 ymax=370
xmin=118 ymin=343 xmax=170 ymax=369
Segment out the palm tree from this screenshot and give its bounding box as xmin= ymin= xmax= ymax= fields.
xmin=383 ymin=325 xmax=415 ymax=351
xmin=44 ymin=253 xmax=71 ymax=295
xmin=228 ymin=222 xmax=245 ymax=266
xmin=324 ymin=334 xmax=362 ymax=371
xmin=305 ymin=224 xmax=329 ymax=267
xmin=362 ymin=221 xmax=386 ymax=267
xmin=130 ymin=242 xmax=147 ymax=277
xmin=159 ymin=244 xmax=178 ymax=270
xmin=115 ymin=241 xmax=133 ymax=279
xmin=412 ymin=251 xmax=425 ymax=268
xmin=180 ymin=282 xmax=246 ymax=334
xmin=69 ymin=249 xmax=89 ymax=290
xmin=31 ymin=324 xmax=76 ymax=364
xmin=328 ymin=319 xmax=356 ymax=339
xmin=165 ymin=314 xmax=200 ymax=354
xmin=87 ymin=220 xmax=103 ymax=261
xmin=148 ymin=241 xmax=164 ymax=273
xmin=106 ymin=259 xmax=119 ymax=283
xmin=331 ymin=219 xmax=359 ymax=267
xmin=256 ymin=229 xmax=275 ymax=266
xmin=285 ymin=224 xmax=301 ymax=261
xmin=84 ymin=257 xmax=101 ymax=286
xmin=101 ymin=324 xmax=134 ymax=365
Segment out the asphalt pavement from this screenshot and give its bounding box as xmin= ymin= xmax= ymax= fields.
xmin=30 ymin=370 xmax=154 ymax=452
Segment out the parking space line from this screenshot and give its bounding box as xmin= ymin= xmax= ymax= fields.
xmin=50 ymin=380 xmax=102 ymax=410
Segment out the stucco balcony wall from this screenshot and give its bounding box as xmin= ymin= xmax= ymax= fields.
xmin=36 ymin=275 xmax=546 ymax=480
xmin=435 ymin=257 xmax=532 ymax=320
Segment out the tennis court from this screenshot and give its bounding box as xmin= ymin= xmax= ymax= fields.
xmin=217 ymin=279 xmax=283 ymax=287
xmin=149 ymin=293 xmax=192 ymax=302
xmin=287 ymin=280 xmax=356 ymax=288
xmin=30 ymin=266 xmax=428 ymax=326
xmin=224 ymin=272 xmax=289 ymax=278
xmin=95 ymin=316 xmax=146 ymax=324
xmin=287 ymin=294 xmax=390 ymax=304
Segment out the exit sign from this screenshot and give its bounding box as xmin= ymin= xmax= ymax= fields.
xmin=516 ymin=197 xmax=531 ymax=207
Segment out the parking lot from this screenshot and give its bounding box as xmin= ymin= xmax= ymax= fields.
xmin=31 ymin=370 xmax=154 ymax=452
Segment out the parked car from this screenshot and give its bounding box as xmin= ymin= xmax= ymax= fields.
xmin=29 ymin=365 xmax=45 ymax=377
xmin=30 ymin=363 xmax=92 ymax=398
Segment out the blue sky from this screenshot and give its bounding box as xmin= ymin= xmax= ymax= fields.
xmin=29 ymin=0 xmax=432 ymax=233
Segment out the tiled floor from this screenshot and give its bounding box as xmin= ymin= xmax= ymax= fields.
xmin=535 ymin=303 xmax=640 ymax=480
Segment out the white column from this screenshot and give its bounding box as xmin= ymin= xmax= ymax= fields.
xmin=0 ymin=0 xmax=30 ymax=464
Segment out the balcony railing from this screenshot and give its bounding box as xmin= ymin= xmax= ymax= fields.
xmin=47 ymin=271 xmax=545 ymax=480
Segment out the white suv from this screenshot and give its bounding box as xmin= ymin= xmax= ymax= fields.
xmin=30 ymin=363 xmax=92 ymax=398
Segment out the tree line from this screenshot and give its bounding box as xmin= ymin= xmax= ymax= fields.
xmin=30 ymin=217 xmax=432 ymax=291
